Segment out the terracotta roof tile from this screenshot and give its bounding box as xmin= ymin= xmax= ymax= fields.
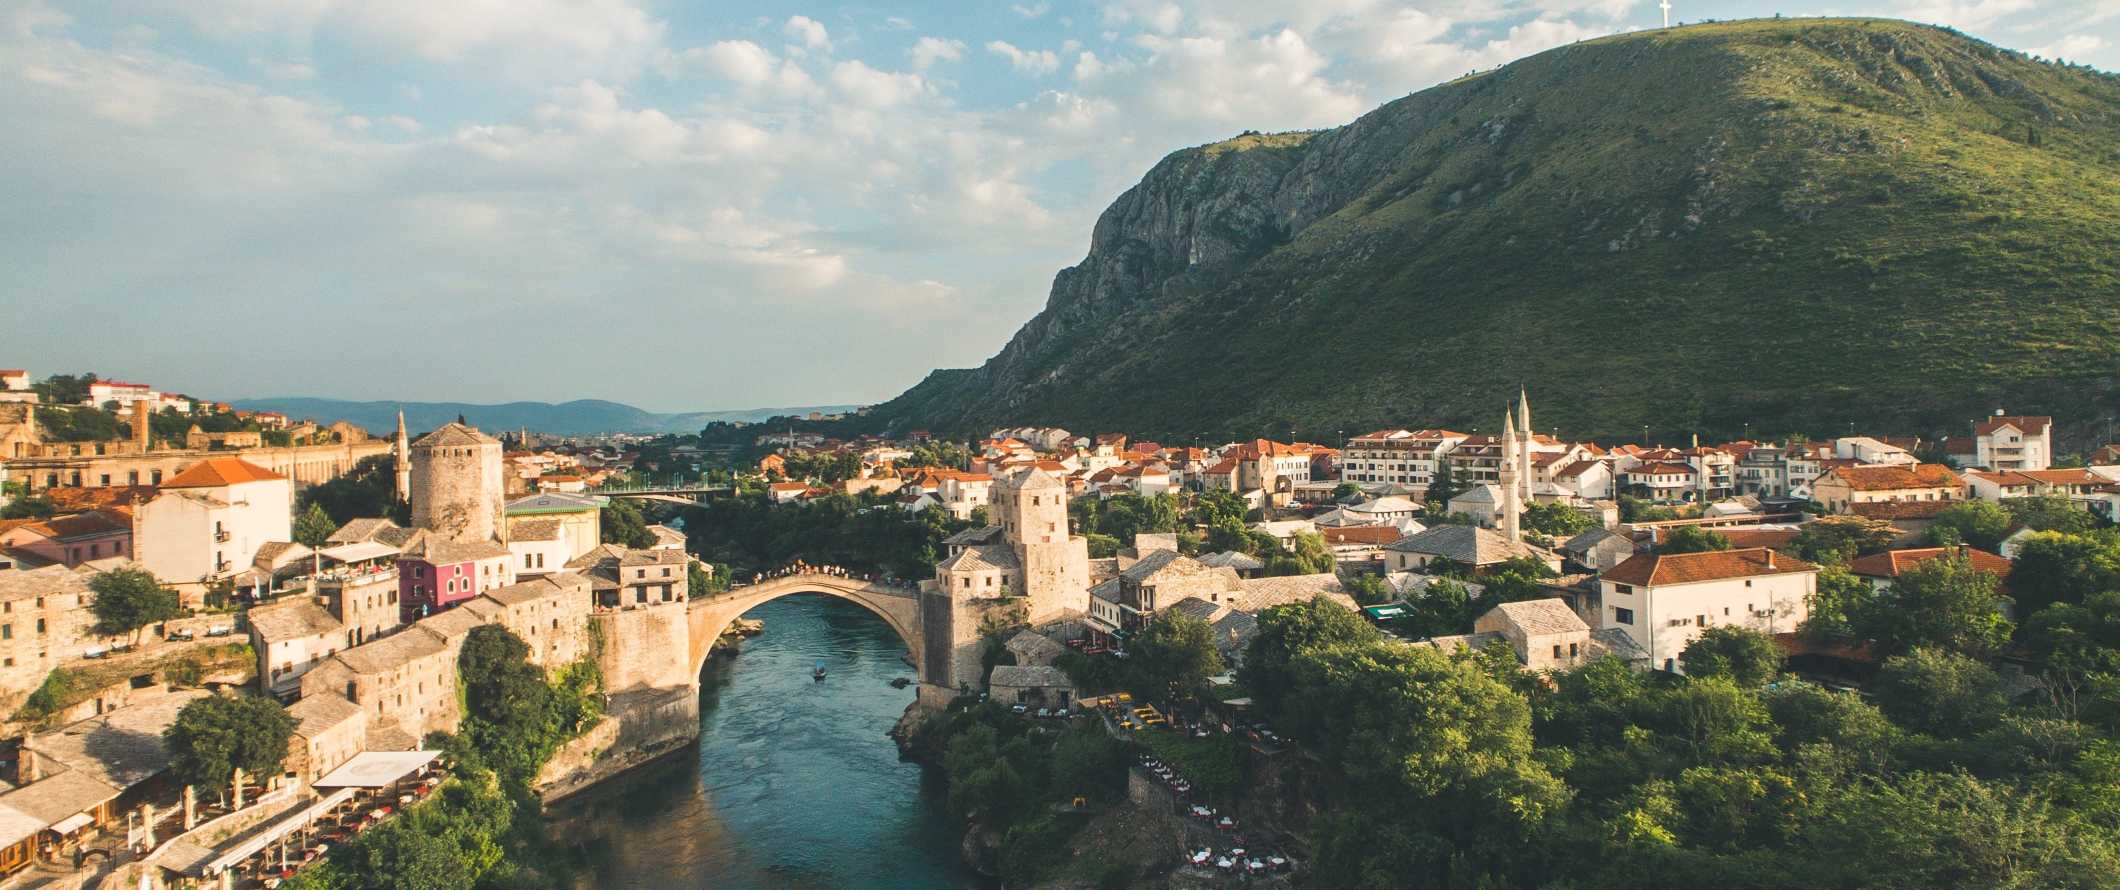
xmin=1820 ymin=463 xmax=1960 ymax=492
xmin=162 ymin=457 xmax=284 ymax=488
xmin=1602 ymin=547 xmax=1815 ymax=587
xmin=1847 ymin=546 xmax=2011 ymax=579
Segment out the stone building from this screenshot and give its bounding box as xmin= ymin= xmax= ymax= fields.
xmin=0 ymin=566 xmax=102 ymax=710
xmin=409 ymin=421 xmax=505 ymax=544
xmin=286 ymin=694 xmax=367 ymax=784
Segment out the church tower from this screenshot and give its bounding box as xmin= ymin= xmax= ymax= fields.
xmin=393 ymin=410 xmax=411 ymax=503
xmin=1499 ymin=409 xmax=1522 ymax=542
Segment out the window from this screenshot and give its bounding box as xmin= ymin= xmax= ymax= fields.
xmin=1569 ymin=643 xmax=1579 ymax=657
xmin=1552 ymin=645 xmax=1563 ymax=659
xmin=1613 ymin=607 xmax=1635 ymax=625
xmin=36 ymin=619 xmax=44 ymax=634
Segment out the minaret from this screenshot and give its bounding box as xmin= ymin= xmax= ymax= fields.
xmin=393 ymin=410 xmax=411 ymax=503
xmin=1516 ymin=388 xmax=1534 ymax=504
xmin=1499 ymin=410 xmax=1522 ymax=542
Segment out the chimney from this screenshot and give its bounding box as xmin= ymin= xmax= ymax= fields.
xmin=1764 ymin=549 xmax=1775 ymax=570
xmin=132 ymin=404 xmax=151 ymax=450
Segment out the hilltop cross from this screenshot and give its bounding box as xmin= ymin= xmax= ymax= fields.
xmin=1660 ymin=0 xmax=1672 ymax=27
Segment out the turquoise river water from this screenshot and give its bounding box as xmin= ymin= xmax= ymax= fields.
xmin=556 ymin=594 xmax=991 ymax=889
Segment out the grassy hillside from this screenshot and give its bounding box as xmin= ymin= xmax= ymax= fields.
xmin=870 ymin=19 xmax=2120 ymax=443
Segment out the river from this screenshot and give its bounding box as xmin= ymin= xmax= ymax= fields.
xmin=556 ymin=594 xmax=991 ymax=890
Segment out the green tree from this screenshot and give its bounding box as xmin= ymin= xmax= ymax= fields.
xmin=2017 ymin=592 xmax=2120 ymax=726
xmin=1424 ymin=460 xmax=1464 ymax=511
xmin=1924 ymin=500 xmax=2013 ymax=550
xmin=1344 ymin=573 xmax=1392 ymax=605
xmin=1239 ymin=598 xmax=1378 ymax=720
xmin=1680 ymin=626 xmax=1785 ymax=688
xmin=1128 ymin=611 xmax=1225 ymax=700
xmin=1083 ymin=533 xmax=1120 ymax=558
xmin=2009 ymin=531 xmax=2120 ymax=616
xmin=0 ymin=495 xmax=55 ymax=520
xmin=1871 ymin=648 xmax=2007 ymax=738
xmin=1852 ymin=552 xmax=2012 ymax=657
xmin=600 ymin=496 xmax=657 ymax=549
xmin=457 ymin=626 xmax=565 ymax=783
xmin=2003 ymin=495 xmax=2100 ymax=536
xmin=292 ymin=502 xmax=337 ymax=579
xmin=164 ymin=695 xmax=298 ymax=802
xmin=1266 ymin=530 xmax=1335 ymax=576
xmin=1799 ymin=565 xmax=1873 ymax=643
xmin=298 ymin=454 xmax=408 ymax=525
xmin=31 ymin=372 xmax=96 ymax=405
xmin=1793 ymin=772 xmax=2120 ymax=887
xmin=1331 ymin=482 xmax=1363 ymax=501
xmin=1522 ymin=501 xmax=1595 ymax=537
xmin=1190 ymin=489 xmax=1249 ymax=527
xmin=1660 ymin=525 xmax=1734 ymax=554
xmin=88 ymin=568 xmax=182 ymax=643
xmin=1789 ymin=515 xmax=1896 ymax=565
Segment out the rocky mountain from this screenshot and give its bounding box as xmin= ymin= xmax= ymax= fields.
xmin=232 ymin=398 xmax=865 ymax=437
xmin=867 ymin=19 xmax=2120 ymax=442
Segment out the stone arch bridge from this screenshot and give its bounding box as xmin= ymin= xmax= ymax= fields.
xmin=686 ymin=572 xmax=945 ymax=693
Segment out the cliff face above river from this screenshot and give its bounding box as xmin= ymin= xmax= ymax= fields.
xmin=866 ymin=18 xmax=2120 ymax=441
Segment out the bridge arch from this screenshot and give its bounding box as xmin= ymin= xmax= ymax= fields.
xmin=686 ymin=573 xmax=926 ymax=682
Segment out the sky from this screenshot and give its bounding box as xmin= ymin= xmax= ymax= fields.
xmin=2 ymin=1 xmax=2113 ymax=413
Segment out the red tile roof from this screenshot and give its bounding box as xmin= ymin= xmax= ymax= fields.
xmin=1820 ymin=463 xmax=1960 ymax=492
xmin=1974 ymin=415 xmax=2050 ymax=436
xmin=1321 ymin=525 xmax=1403 ymax=546
xmin=1847 ymin=546 xmax=2011 ymax=579
xmin=1602 ymin=547 xmax=1816 ymax=587
xmin=1850 ymin=500 xmax=1956 ymax=520
xmin=162 ymin=457 xmax=285 ymax=488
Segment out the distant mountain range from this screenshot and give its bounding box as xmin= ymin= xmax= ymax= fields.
xmin=230 ymin=397 xmax=865 ymax=437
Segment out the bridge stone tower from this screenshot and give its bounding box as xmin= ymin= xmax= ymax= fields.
xmin=409 ymin=420 xmax=505 ymax=543
xmin=923 ymin=466 xmax=1091 ymax=696
xmin=994 ymin=468 xmax=1090 ymax=623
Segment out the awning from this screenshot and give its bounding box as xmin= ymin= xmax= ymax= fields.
xmin=312 ymin=750 xmax=439 ymax=789
xmin=320 ymin=542 xmax=398 ymax=564
xmin=50 ymin=813 xmax=92 ymax=835
xmin=195 ymin=788 xmax=357 ymax=876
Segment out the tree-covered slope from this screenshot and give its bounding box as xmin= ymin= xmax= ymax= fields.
xmin=870 ymin=19 xmax=2120 ymax=442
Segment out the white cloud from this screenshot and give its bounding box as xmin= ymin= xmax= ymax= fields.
xmin=697 ymin=39 xmax=776 ymax=85
xmin=254 ymin=57 xmax=316 ymax=80
xmin=828 ymin=59 xmax=930 ymax=107
xmin=2027 ymin=32 xmax=2107 ymax=58
xmin=987 ymin=40 xmax=1062 ymax=75
xmin=1012 ymin=2 xmax=1052 ymax=17
xmin=1074 ymin=50 xmax=1106 ymax=79
xmin=1894 ymin=0 xmax=2039 ymax=31
xmin=909 ymin=36 xmax=966 ymax=69
xmin=784 ymin=15 xmax=831 ymax=52
xmin=172 ymin=0 xmax=672 ymax=82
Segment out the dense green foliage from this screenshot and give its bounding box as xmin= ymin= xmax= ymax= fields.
xmin=285 ymin=626 xmax=601 ymax=890
xmin=911 ymin=704 xmax=1132 ymax=885
xmin=1680 ymin=626 xmax=1786 ymax=687
xmin=598 ymin=497 xmax=657 ymax=550
xmin=34 ymin=405 xmax=123 ymax=442
xmin=87 ymin=568 xmax=182 ymax=642
xmin=1660 ymin=526 xmax=1735 ymax=554
xmin=867 ymin=20 xmax=2120 ymax=443
xmin=298 ymin=454 xmax=409 ymax=525
xmin=455 ymin=626 xmax=604 ymax=786
xmin=679 ymin=491 xmax=961 ymax=580
xmin=1238 ymin=596 xmax=2120 ymax=887
xmin=163 ymin=695 xmax=298 ymax=797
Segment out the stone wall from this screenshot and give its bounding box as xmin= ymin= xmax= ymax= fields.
xmin=594 ymin=605 xmax=694 ymax=691
xmin=410 ymin=440 xmax=503 ymax=542
xmin=536 ymin=685 xmax=700 ymax=803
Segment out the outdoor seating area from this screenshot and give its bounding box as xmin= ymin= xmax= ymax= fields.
xmin=177 ymin=752 xmax=444 ymax=888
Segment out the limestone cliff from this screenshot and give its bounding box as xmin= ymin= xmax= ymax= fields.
xmin=866 ymin=18 xmax=2120 ymax=441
